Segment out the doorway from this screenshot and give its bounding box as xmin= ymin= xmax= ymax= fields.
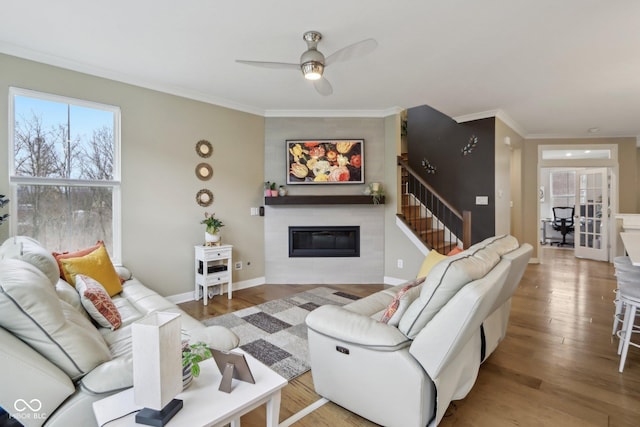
xmin=538 ymin=145 xmax=618 ymax=262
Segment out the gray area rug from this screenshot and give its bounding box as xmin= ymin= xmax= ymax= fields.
xmin=202 ymin=287 xmax=360 ymax=380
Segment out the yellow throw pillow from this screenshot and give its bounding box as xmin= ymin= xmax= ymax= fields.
xmin=416 ymin=250 xmax=447 ymax=278
xmin=59 ymin=245 xmax=123 ymax=297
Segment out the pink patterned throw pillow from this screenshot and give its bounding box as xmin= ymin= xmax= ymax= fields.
xmin=380 ymin=277 xmax=426 ymax=325
xmin=75 ymin=274 xmax=122 ymax=330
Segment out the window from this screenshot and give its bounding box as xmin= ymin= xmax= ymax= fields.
xmin=550 ymin=170 xmax=575 ymax=212
xmin=9 ymin=88 xmax=121 ymax=262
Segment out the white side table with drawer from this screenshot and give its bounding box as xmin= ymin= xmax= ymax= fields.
xmin=194 ymin=244 xmax=233 ymax=304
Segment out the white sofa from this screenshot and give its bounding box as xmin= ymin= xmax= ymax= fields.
xmin=0 ymin=236 xmax=239 ymax=427
xmin=306 ymin=235 xmax=532 ymax=427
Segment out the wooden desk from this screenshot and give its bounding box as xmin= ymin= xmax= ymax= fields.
xmin=620 ymin=232 xmax=640 ymax=266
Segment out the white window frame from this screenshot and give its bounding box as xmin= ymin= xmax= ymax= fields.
xmin=549 ymin=170 xmax=576 ymax=209
xmin=8 ymin=87 xmax=122 ymax=263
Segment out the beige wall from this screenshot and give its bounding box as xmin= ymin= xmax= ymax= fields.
xmin=0 ymin=53 xmax=265 ymax=297
xmin=637 ymin=148 xmax=640 ymax=212
xmin=383 ymin=114 xmax=426 ymax=281
xmin=495 ymin=119 xmax=522 ymax=236
xmin=521 ymin=137 xmax=638 ymax=260
xmin=495 ymin=119 xmax=525 ymax=242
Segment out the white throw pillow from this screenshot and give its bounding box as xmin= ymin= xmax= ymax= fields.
xmin=76 ymin=274 xmax=122 ymax=330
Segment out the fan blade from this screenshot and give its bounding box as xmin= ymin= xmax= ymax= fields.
xmin=236 ymin=60 xmax=299 ymax=70
xmin=325 ymin=38 xmax=377 ymax=66
xmin=313 ymin=77 xmax=333 ymax=96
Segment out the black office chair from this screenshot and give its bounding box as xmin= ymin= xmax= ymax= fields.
xmin=552 ymin=206 xmax=575 ymax=246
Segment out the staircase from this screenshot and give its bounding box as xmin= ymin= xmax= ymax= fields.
xmin=398 ymin=155 xmax=471 ymax=252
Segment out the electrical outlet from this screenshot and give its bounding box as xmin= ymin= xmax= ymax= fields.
xmin=397 ymin=259 xmax=404 ymax=269
xmin=234 ymin=261 xmax=243 ymax=270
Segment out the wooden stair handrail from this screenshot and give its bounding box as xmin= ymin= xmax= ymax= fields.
xmin=397 ymin=156 xmax=463 ymax=221
xmin=398 ymin=155 xmax=472 ymax=249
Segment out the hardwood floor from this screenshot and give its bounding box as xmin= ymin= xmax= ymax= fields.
xmin=178 ymin=248 xmax=640 ymax=426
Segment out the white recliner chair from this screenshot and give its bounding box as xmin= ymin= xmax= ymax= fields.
xmin=306 ymin=235 xmax=532 ymax=427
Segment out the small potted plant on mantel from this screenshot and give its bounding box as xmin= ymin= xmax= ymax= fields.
xmin=201 ymin=212 xmax=224 ymax=246
xmin=264 ymin=181 xmax=279 ymax=197
xmin=270 ymin=182 xmax=278 ymax=197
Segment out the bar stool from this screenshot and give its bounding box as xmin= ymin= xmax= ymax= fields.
xmin=612 ymin=257 xmax=640 ymax=335
xmin=616 ymin=272 xmax=640 ymax=372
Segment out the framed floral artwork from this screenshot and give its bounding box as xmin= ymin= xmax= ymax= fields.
xmin=286 ymin=139 xmax=364 ymax=184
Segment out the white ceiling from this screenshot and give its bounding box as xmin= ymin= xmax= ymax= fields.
xmin=2 ymin=1 xmax=640 ymax=139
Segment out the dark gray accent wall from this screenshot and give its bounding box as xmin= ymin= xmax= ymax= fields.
xmin=407 ymin=105 xmax=495 ymax=244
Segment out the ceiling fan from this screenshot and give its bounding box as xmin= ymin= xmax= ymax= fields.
xmin=236 ymin=31 xmax=377 ymax=96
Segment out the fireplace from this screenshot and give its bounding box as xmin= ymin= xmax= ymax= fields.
xmin=289 ymin=226 xmax=360 ymax=258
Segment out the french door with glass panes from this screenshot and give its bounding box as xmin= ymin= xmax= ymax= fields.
xmin=574 ymin=168 xmax=608 ymax=261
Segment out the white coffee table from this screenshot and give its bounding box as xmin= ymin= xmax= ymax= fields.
xmin=92 ymin=350 xmax=287 ymax=427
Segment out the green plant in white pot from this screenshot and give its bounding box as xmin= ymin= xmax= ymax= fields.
xmin=201 ymin=212 xmax=224 ymax=245
xmin=182 ymin=341 xmax=212 ymax=389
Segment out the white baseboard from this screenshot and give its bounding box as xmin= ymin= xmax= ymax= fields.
xmin=383 ymin=276 xmax=408 ymax=286
xmin=234 ymin=276 xmax=267 ymax=291
xmin=165 ymin=276 xmax=267 ymax=304
xmin=165 ymin=291 xmax=194 ymax=304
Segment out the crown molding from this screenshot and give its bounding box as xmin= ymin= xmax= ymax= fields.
xmin=526 ymin=132 xmax=638 ymax=140
xmin=264 ymin=106 xmax=404 ymax=118
xmin=0 ymin=42 xmax=266 ymax=117
xmin=1 ymin=44 xmax=403 ymax=119
xmin=454 ymin=109 xmax=527 ymax=138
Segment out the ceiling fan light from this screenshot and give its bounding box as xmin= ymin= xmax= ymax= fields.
xmin=302 ymin=61 xmax=323 ymax=80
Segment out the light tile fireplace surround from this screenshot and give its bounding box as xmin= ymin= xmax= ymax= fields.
xmin=265 ymin=205 xmax=384 ymax=284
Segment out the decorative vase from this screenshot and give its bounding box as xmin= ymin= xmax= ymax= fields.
xmin=205 ymin=231 xmax=220 ymax=246
xmin=182 ymin=362 xmax=193 ymax=390
xmin=278 ymin=186 xmax=287 ymax=196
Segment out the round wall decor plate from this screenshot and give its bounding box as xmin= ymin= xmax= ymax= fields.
xmin=196 ymin=140 xmax=213 ymax=158
xmin=196 ymin=189 xmax=214 ymax=207
xmin=195 ymin=163 xmax=213 ymax=181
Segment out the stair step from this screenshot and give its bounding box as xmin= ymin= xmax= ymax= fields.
xmin=419 ymin=228 xmax=445 ymax=240
xmin=406 ymin=217 xmax=432 ymax=229
xmin=402 ymin=205 xmax=422 ymax=216
xmin=432 ymin=242 xmax=456 ymax=253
